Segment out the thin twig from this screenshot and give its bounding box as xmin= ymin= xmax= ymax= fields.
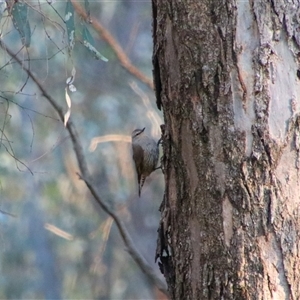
xmin=71 ymin=0 xmax=154 ymax=91
xmin=0 ymin=41 xmax=168 ymax=297
xmin=0 ymin=208 xmax=17 ymax=218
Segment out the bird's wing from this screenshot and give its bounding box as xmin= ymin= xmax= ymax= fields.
xmin=132 ymin=143 xmax=144 ymax=184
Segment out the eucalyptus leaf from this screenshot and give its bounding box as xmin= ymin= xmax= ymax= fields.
xmin=11 ymin=2 xmax=31 ymax=47
xmin=65 ymin=0 xmax=75 ymax=51
xmin=82 ymin=26 xmax=108 ymax=62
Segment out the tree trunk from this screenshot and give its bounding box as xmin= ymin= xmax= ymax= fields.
xmin=153 ymin=0 xmax=300 ymax=299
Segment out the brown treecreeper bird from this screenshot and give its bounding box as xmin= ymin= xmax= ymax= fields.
xmin=131 ymin=127 xmax=159 ymax=196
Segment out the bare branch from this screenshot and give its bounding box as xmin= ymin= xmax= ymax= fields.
xmin=71 ymin=0 xmax=154 ymax=91
xmin=0 ymin=41 xmax=168 ymax=297
xmin=0 ymin=128 xmax=34 ymax=175
xmin=0 ymin=208 xmax=17 ymax=218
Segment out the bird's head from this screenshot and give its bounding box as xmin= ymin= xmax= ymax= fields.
xmin=131 ymin=127 xmax=145 ymax=140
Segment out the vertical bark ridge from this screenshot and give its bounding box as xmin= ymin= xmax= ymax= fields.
xmin=153 ymin=0 xmax=300 ymax=299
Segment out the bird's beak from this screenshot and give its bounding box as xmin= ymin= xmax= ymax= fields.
xmin=141 ymin=127 xmax=146 ymax=132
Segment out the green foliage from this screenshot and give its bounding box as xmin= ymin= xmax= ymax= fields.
xmin=82 ymin=25 xmax=108 ymax=61
xmin=11 ymin=2 xmax=31 ymax=47
xmin=64 ymin=0 xmax=107 ymax=61
xmin=65 ymin=0 xmax=75 ymax=52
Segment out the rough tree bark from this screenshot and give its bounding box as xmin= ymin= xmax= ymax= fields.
xmin=153 ymin=0 xmax=300 ymax=299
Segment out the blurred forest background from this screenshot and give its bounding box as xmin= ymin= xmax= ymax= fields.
xmin=0 ymin=0 xmax=165 ymax=298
